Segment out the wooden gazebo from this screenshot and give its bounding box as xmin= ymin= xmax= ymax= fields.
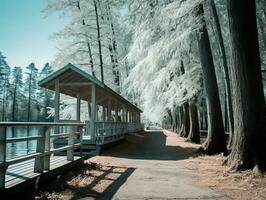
xmin=39 ymin=63 xmax=143 ymax=151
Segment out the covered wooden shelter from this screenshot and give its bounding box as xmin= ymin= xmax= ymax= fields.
xmin=39 ymin=63 xmax=143 ymax=148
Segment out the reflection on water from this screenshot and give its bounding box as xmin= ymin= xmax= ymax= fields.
xmin=5 ymin=126 xmax=77 ymax=160
xmin=6 ymin=127 xmax=39 ymax=160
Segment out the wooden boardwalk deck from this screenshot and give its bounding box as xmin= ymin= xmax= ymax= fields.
xmin=5 ymin=156 xmax=81 ymax=189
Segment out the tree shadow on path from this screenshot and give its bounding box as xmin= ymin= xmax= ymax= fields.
xmin=102 ymin=130 xmax=200 ymax=161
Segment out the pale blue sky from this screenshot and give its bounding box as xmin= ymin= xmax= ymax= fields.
xmin=0 ymin=0 xmax=66 ymax=69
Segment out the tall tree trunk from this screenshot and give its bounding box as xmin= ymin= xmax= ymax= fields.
xmin=1 ymin=85 xmax=6 ymax=121
xmin=196 ymin=4 xmax=227 ymax=155
xmin=27 ymin=73 xmax=32 ymax=122
xmin=179 ymin=106 xmax=184 ymax=134
xmin=180 ymin=102 xmax=190 ymax=137
xmin=208 ymin=0 xmax=234 ymax=144
xmin=187 ymin=102 xmax=200 ymax=144
xmin=226 ymin=0 xmax=266 ymax=172
xmin=93 ymin=0 xmax=104 ymax=83
xmin=167 ymin=109 xmax=173 ymax=130
xmin=174 ymin=107 xmax=179 ymax=132
xmin=12 ymin=84 xmax=17 ymax=121
xmin=77 ymin=1 xmax=95 ymax=76
xmin=106 ymin=0 xmax=120 ymax=92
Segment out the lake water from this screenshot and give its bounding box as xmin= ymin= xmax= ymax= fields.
xmin=6 ymin=127 xmax=40 ymax=160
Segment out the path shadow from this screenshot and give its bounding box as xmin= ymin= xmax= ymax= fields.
xmin=102 ymin=130 xmax=200 ymax=161
xmin=66 ymin=164 xmax=135 ymax=200
xmin=36 ymin=162 xmax=135 ymax=200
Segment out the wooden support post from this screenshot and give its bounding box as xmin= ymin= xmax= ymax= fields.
xmin=126 ymin=110 xmax=128 ymax=123
xmin=129 ymin=111 xmax=132 ymax=123
xmin=90 ymin=83 xmax=96 ymax=142
xmin=44 ymin=128 xmax=50 ymax=170
xmin=96 ymin=104 xmax=98 ymax=121
xmin=115 ymin=101 xmax=118 ymax=122
xmin=132 ymin=112 xmax=135 ymax=123
xmin=78 ymin=125 xmax=83 ymax=157
xmin=76 ymin=94 xmax=81 ymax=121
xmin=122 ymin=105 xmax=126 ymax=122
xmin=0 ymin=127 xmax=7 ymax=191
xmin=54 ymin=79 xmax=60 ymax=134
xmin=107 ymin=97 xmax=111 ymax=121
xmin=103 ymin=107 xmax=106 ymax=121
xmin=67 ymin=126 xmax=75 ymax=161
xmin=34 ymin=127 xmax=47 ymax=173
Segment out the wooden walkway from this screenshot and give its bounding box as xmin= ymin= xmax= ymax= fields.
xmin=5 ymin=156 xmax=80 ymax=189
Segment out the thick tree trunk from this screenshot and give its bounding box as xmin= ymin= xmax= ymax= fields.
xmin=180 ymin=102 xmax=190 ymax=137
xmin=208 ymin=0 xmax=234 ymax=142
xmin=258 ymin=14 xmax=266 ymax=50
xmin=187 ymin=102 xmax=200 ymax=144
xmin=227 ymin=0 xmax=266 ymax=172
xmin=196 ymin=4 xmax=227 ymax=155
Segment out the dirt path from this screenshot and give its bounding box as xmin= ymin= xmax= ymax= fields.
xmin=88 ymin=130 xmax=228 ymax=200
xmin=38 ymin=130 xmax=230 ymax=200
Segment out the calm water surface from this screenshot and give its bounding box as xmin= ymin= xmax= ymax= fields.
xmin=6 ymin=128 xmax=46 ymax=160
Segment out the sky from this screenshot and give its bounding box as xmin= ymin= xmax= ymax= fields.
xmin=0 ymin=0 xmax=66 ymax=69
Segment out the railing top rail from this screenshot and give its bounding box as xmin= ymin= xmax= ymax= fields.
xmin=94 ymin=121 xmax=140 ymax=124
xmin=0 ymin=122 xmax=86 ymax=127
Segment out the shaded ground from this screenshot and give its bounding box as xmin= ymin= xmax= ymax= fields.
xmin=37 ymin=130 xmax=229 ymax=200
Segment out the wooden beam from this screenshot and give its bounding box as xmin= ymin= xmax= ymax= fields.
xmin=103 ymin=106 xmax=106 ymax=121
xmin=60 ymin=82 xmax=92 ymax=87
xmin=44 ymin=128 xmax=51 ymax=170
xmin=122 ymin=105 xmax=126 ymax=122
xmin=90 ymin=83 xmax=96 ymax=142
xmin=54 ymin=79 xmax=60 ymax=135
xmin=107 ymin=97 xmax=111 ymax=121
xmin=0 ymin=127 xmax=6 ymax=191
xmin=76 ymin=94 xmax=81 ymax=121
xmin=34 ymin=127 xmax=46 ymax=173
xmin=67 ymin=126 xmax=75 ymax=161
xmin=115 ymin=101 xmax=118 ymax=122
xmin=125 ymin=110 xmax=128 ymax=123
xmin=54 ymin=79 xmax=60 ymax=122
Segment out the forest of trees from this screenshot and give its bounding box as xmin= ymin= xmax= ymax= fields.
xmin=1 ymin=0 xmax=266 ymax=173
xmin=0 ymin=53 xmax=54 ymax=122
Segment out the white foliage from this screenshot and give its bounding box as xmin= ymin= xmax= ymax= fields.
xmin=124 ymin=0 xmax=204 ymax=123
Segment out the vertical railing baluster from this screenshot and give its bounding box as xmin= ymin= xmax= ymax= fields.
xmin=0 ymin=126 xmax=7 ymax=191
xmin=34 ymin=127 xmax=46 ymax=173
xmin=67 ymin=126 xmax=75 ymax=161
xmin=44 ymin=127 xmax=50 ymax=170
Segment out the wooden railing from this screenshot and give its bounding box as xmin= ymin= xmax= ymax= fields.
xmin=0 ymin=122 xmax=85 ymax=191
xmin=94 ymin=122 xmax=144 ymax=144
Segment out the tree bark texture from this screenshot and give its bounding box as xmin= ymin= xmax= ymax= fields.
xmin=196 ymin=4 xmax=227 ymax=155
xmin=227 ymin=0 xmax=266 ymax=171
xmin=180 ymin=102 xmax=190 ymax=138
xmin=187 ymin=102 xmax=200 ymax=144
